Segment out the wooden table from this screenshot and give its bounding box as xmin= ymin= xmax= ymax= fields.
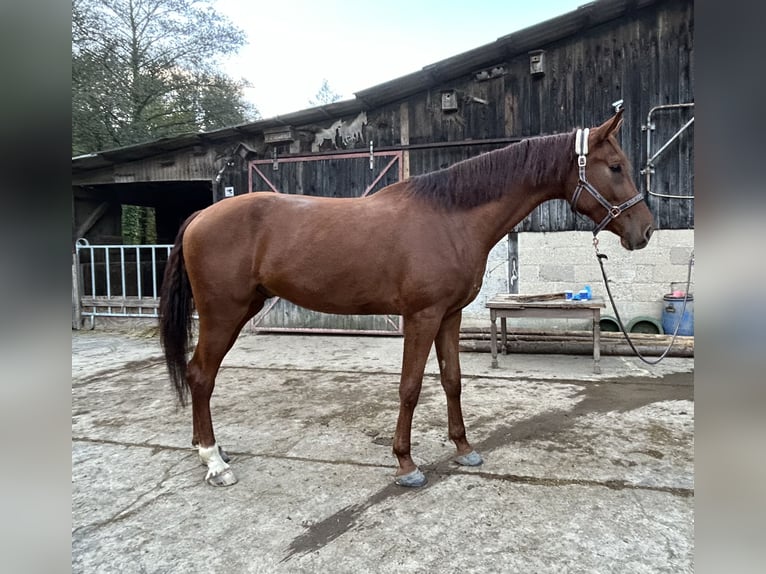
xmin=486 ymin=294 xmax=606 ymax=374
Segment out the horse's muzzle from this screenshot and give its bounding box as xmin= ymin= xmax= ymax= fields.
xmin=623 ymin=223 xmax=654 ymax=251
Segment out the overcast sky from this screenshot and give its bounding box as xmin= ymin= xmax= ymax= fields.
xmin=215 ymin=0 xmax=585 ymax=118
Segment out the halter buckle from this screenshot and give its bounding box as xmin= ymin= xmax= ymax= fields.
xmin=577 ymin=155 xmax=587 ymax=168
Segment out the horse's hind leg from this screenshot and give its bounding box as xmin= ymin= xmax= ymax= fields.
xmin=189 ymin=297 xmax=264 ymax=486
xmin=435 ymin=310 xmax=483 ymax=467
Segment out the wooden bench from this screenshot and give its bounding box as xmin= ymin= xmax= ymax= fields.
xmin=486 ymin=294 xmax=606 ymax=374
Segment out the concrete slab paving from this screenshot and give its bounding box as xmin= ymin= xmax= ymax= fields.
xmin=72 ymin=329 xmax=694 ymax=573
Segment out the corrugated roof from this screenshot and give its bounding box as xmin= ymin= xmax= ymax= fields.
xmin=72 ymin=0 xmax=660 ymax=173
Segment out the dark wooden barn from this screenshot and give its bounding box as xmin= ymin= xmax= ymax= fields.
xmin=72 ymin=0 xmax=694 ymax=330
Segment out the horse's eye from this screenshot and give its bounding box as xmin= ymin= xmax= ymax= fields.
xmin=609 ymin=165 xmax=622 ymax=173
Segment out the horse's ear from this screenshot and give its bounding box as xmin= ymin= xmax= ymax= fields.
xmin=592 ymin=109 xmax=624 ymax=143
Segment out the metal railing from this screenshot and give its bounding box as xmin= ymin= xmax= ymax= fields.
xmin=73 ymin=238 xmax=174 ymax=328
xmin=641 ymin=102 xmax=695 ymax=199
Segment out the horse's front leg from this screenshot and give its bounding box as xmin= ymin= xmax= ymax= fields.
xmin=435 ymin=310 xmax=483 ymax=467
xmin=393 ymin=311 xmax=443 ymax=487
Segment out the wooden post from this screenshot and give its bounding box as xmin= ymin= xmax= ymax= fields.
xmin=399 ymin=102 xmax=410 ymax=179
xmin=489 ymin=308 xmax=498 ymax=368
xmin=507 ymin=232 xmax=519 ymax=294
xmin=73 ymin=202 xmax=109 ymax=243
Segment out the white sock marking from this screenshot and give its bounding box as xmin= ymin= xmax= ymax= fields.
xmin=198 ymin=444 xmax=229 ymax=478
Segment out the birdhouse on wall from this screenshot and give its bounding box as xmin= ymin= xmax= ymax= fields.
xmin=441 ymin=89 xmax=459 ymax=112
xmin=529 ymin=50 xmax=545 ymax=76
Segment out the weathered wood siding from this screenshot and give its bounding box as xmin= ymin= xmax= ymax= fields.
xmin=73 ymin=148 xmax=225 ymax=186
xmin=73 ymin=0 xmax=693 ymax=237
xmin=370 ymin=0 xmax=693 ymax=230
xmin=248 ymin=155 xmax=400 ymax=198
xmin=250 ymin=0 xmax=693 ymax=230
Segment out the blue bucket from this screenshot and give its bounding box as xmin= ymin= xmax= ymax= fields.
xmin=662 ymin=294 xmax=694 ymax=336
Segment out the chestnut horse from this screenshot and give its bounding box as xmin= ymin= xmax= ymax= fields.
xmin=159 ymin=110 xmax=654 ymax=487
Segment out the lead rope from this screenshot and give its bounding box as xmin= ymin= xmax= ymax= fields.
xmin=594 ymin=238 xmax=694 ymax=365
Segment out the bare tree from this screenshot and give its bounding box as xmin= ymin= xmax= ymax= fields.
xmin=309 ymin=78 xmax=343 ymax=107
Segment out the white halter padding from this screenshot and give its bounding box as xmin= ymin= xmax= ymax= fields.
xmin=575 ymin=128 xmax=590 ymax=156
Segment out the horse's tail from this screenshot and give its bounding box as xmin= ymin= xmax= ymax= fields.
xmin=159 ymin=211 xmax=201 ymax=407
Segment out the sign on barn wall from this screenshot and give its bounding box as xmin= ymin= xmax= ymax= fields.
xmin=311 ymin=111 xmax=368 ymax=152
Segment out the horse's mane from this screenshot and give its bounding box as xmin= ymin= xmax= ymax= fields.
xmin=405 ymin=132 xmax=576 ymax=210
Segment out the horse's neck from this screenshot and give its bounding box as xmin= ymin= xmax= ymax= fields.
xmin=470 ymin=181 xmax=564 ymax=250
xmin=447 ymin=137 xmax=571 ymax=249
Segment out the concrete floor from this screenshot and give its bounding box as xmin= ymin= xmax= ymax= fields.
xmin=72 ymin=328 xmax=694 ymax=573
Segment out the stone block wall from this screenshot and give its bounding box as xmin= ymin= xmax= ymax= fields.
xmin=462 ymin=230 xmax=695 ymax=330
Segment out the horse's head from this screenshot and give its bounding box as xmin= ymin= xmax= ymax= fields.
xmin=568 ymin=110 xmax=654 ymax=250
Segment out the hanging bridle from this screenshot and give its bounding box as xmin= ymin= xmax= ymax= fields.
xmin=570 ymin=128 xmax=645 ymax=235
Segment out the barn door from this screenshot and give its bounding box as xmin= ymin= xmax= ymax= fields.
xmin=247 ymin=150 xmax=403 ymax=334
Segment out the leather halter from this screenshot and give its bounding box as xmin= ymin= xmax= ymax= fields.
xmin=570 ymin=128 xmax=645 ymax=236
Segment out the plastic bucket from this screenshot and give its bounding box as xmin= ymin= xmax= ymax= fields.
xmin=662 ymin=294 xmax=694 ymax=336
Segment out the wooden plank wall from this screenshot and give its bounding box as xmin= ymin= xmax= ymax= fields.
xmin=247 ymin=155 xmax=400 ymax=198
xmin=394 ymin=0 xmax=693 ymax=230
xmin=256 ymin=0 xmax=693 ymax=230
xmin=76 ymin=0 xmax=693 ymax=234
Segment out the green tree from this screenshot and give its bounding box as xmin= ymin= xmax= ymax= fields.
xmin=72 ymin=0 xmax=258 ymax=154
xmin=72 ymin=0 xmax=260 ymax=243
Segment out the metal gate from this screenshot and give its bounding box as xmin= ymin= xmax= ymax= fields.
xmin=72 ymin=152 xmax=404 ymax=334
xmin=72 ymin=238 xmax=175 ymax=328
xmin=247 ymin=150 xmax=403 ymax=335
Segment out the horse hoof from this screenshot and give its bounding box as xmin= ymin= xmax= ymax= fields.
xmin=206 ymin=468 xmax=238 ymax=487
xmin=394 ymin=468 xmax=427 ymax=488
xmin=455 ymin=450 xmax=483 ymax=467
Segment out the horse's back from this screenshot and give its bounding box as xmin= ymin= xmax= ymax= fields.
xmin=180 ymin=188 xmax=481 ymax=315
xmin=187 ymin=188 xmax=409 ymax=252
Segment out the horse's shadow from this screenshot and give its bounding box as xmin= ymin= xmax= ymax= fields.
xmin=282 ymin=375 xmax=692 ymax=561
